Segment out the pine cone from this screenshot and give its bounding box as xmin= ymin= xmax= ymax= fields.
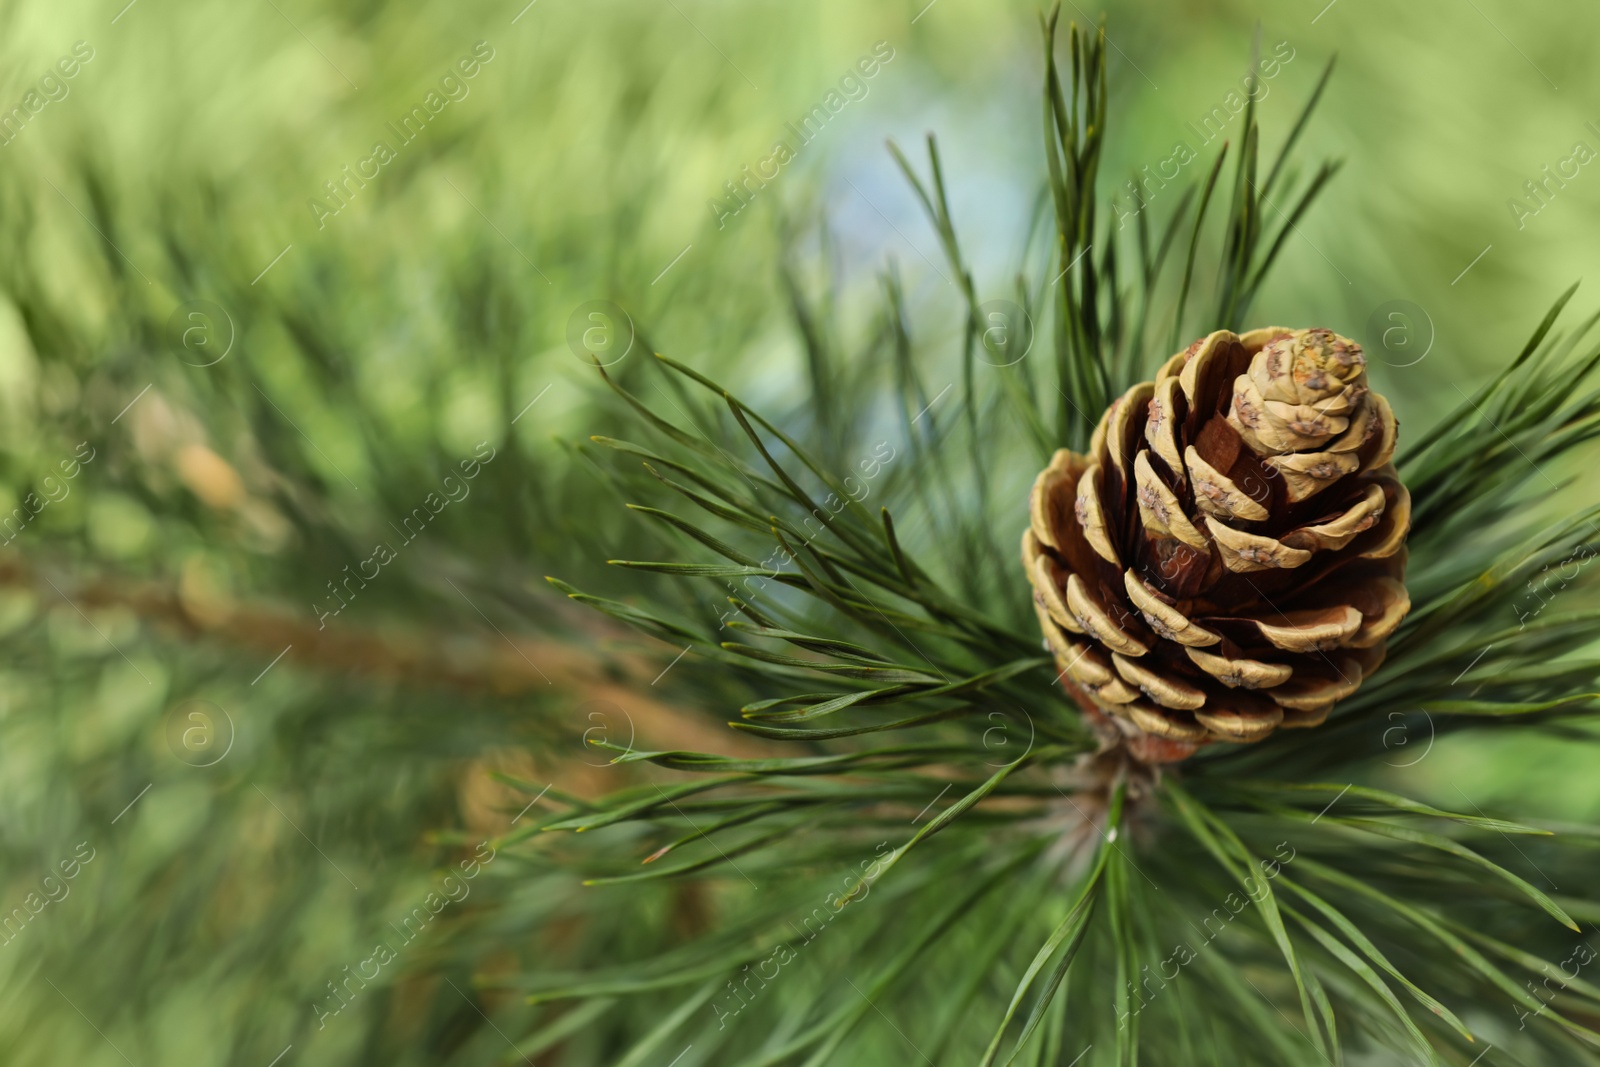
xmin=1023 ymin=327 xmax=1410 ymax=755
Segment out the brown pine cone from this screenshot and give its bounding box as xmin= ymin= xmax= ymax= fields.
xmin=1023 ymin=327 xmax=1410 ymax=756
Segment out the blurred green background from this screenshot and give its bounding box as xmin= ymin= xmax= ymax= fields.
xmin=0 ymin=0 xmax=1593 ymax=1062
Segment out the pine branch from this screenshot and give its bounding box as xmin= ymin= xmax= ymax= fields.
xmin=523 ymin=11 xmax=1600 ymax=1065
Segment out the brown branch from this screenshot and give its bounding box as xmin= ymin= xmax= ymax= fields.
xmin=0 ymin=550 xmax=771 ymax=760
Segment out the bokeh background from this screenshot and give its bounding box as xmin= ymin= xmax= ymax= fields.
xmin=0 ymin=0 xmax=1594 ymax=1062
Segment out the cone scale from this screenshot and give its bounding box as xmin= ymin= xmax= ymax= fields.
xmin=1024 ymin=327 xmax=1411 ymax=759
